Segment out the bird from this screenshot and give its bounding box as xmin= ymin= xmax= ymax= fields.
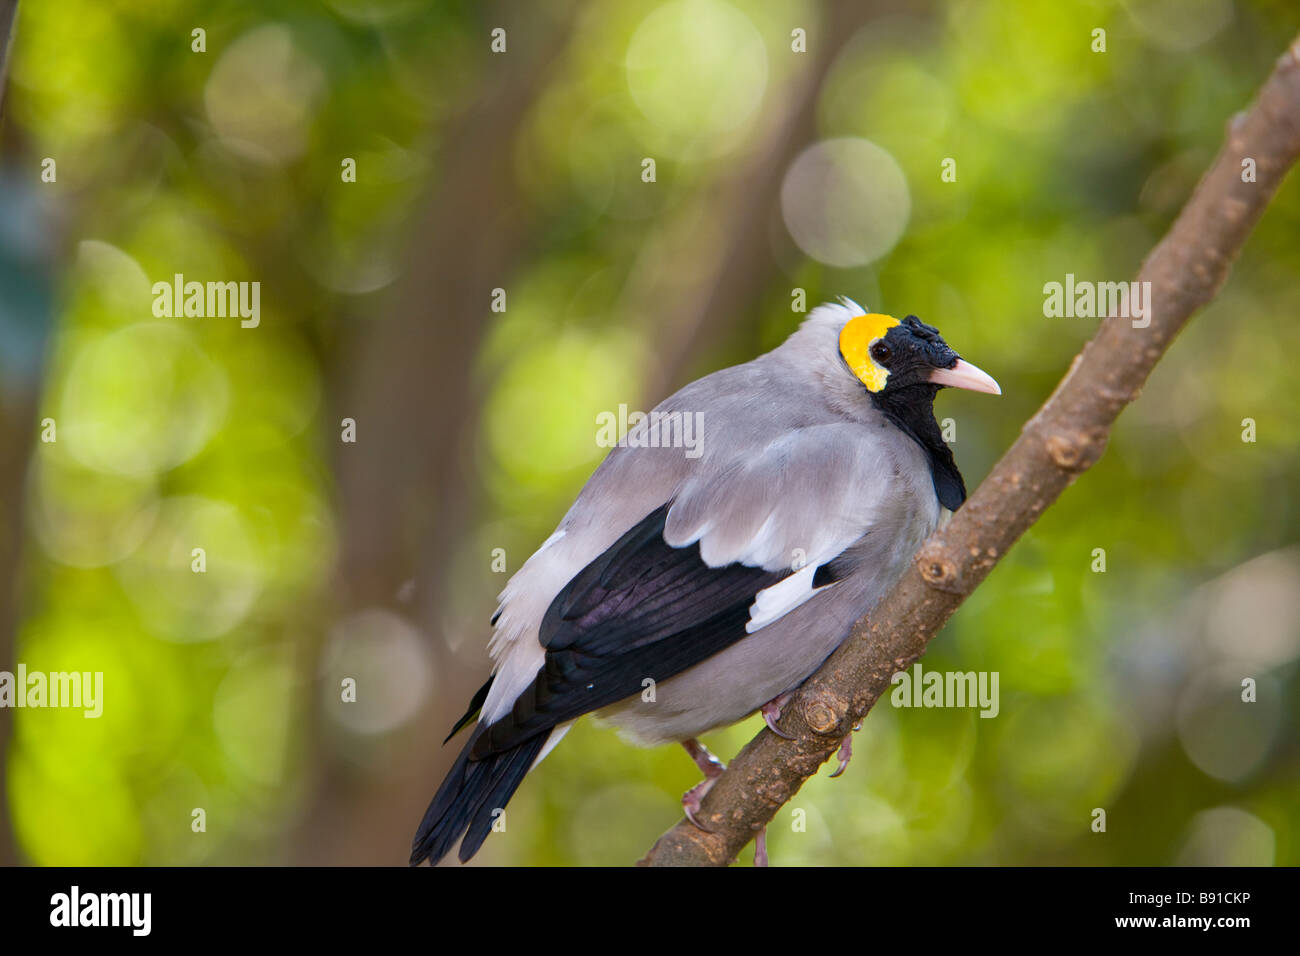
xmin=411 ymin=299 xmax=1000 ymax=866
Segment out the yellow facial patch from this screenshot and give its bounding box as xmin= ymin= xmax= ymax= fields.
xmin=839 ymin=313 xmax=901 ymax=392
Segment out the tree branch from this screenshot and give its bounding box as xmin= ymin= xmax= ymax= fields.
xmin=640 ymin=32 xmax=1300 ymax=867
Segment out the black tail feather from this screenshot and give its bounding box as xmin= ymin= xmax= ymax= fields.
xmin=410 ymin=724 xmax=548 ymax=866
xmin=456 ymin=737 xmax=547 ymax=862
xmin=443 ymin=675 xmax=494 ymax=744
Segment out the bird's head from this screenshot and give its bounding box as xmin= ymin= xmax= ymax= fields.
xmin=838 ymin=312 xmax=1000 ymax=398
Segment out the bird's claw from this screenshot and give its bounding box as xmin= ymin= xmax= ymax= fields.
xmin=828 ymin=723 xmax=860 ymax=778
xmin=680 ymin=738 xmax=725 ymax=832
xmin=761 ymin=692 xmax=795 ymax=739
xmin=754 ymin=826 xmax=769 ymax=867
xmin=681 ymin=776 xmax=717 ymax=832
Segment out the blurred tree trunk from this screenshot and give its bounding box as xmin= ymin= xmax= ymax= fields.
xmin=291 ymin=8 xmax=576 ymax=865
xmin=0 ymin=400 xmax=31 ymax=867
xmin=0 ymin=0 xmax=23 ymax=868
xmin=0 ymin=1 xmax=15 ymax=120
xmin=635 ymin=0 xmax=916 ymax=400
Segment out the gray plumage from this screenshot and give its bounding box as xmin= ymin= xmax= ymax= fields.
xmin=485 ymin=300 xmax=934 ymax=742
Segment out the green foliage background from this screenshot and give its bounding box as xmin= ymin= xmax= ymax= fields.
xmin=1 ymin=0 xmax=1297 ymax=866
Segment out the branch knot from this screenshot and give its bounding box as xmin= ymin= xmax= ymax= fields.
xmin=1043 ymin=427 xmax=1106 ymax=473
xmin=916 ymin=543 xmax=964 ymax=594
xmin=802 ymin=694 xmax=845 ymax=736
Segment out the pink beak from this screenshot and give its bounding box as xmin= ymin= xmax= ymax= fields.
xmin=928 ymin=358 xmax=1001 ymax=395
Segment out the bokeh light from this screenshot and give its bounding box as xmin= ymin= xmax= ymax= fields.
xmin=781 ymin=138 xmax=911 ymax=267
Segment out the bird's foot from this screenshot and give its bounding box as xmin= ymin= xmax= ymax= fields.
xmin=682 ymin=737 xmax=725 ymax=777
xmin=828 ymin=721 xmax=861 ymax=778
xmin=754 ymin=826 xmax=769 ymax=867
xmin=760 ymin=692 xmax=795 ymax=739
xmin=680 ymin=738 xmax=726 ymax=831
xmin=681 ymin=777 xmax=717 ymax=830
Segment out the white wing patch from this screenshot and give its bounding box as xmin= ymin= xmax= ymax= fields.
xmin=746 ymin=563 xmax=830 ymax=633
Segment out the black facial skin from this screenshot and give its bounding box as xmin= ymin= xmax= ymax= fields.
xmin=865 ymin=315 xmax=967 ymax=511
xmin=870 ymin=315 xmax=961 ymax=393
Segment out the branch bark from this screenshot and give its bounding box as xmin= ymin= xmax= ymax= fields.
xmin=640 ymin=33 xmax=1300 ymax=867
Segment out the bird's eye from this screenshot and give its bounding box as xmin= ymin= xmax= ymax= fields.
xmin=869 ymin=342 xmax=891 ymax=364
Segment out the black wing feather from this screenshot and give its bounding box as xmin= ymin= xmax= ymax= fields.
xmin=471 ymin=504 xmax=789 ymax=758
